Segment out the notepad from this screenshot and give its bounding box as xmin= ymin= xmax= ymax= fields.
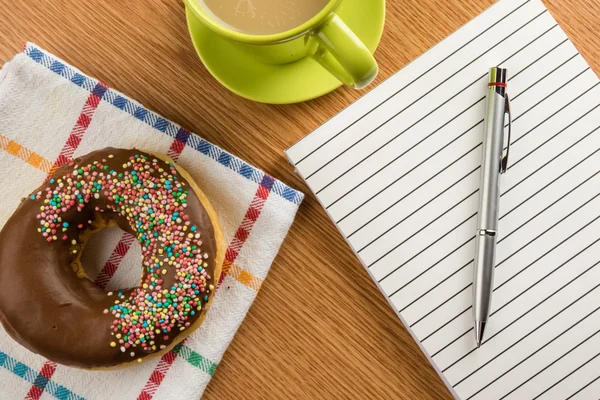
xmin=286 ymin=0 xmax=600 ymax=398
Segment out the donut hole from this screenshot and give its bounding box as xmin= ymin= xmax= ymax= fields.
xmin=80 ymin=226 xmax=142 ymax=291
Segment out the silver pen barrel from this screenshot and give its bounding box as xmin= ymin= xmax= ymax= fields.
xmin=473 ymin=67 xmax=509 ymax=347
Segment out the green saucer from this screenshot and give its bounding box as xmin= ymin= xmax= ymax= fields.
xmin=185 ymin=1 xmax=386 ymax=104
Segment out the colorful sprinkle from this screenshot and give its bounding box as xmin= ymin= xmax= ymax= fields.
xmin=31 ymin=153 xmax=214 ymax=352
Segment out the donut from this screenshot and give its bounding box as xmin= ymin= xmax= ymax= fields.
xmin=0 ymin=148 xmax=225 ymax=369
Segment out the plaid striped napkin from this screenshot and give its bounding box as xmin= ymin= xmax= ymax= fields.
xmin=0 ymin=43 xmax=303 ymax=400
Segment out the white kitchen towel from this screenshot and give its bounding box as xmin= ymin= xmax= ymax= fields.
xmin=0 ymin=43 xmax=303 ymax=400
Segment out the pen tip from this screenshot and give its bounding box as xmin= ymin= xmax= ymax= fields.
xmin=474 ymin=321 xmax=486 ymax=349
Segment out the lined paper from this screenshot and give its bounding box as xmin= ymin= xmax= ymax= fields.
xmin=286 ymin=0 xmax=600 ymax=398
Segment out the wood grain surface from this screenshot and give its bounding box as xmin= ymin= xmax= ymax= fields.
xmin=1 ymin=0 xmax=598 ymax=398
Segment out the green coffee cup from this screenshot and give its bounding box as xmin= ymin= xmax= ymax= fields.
xmin=183 ymin=0 xmax=379 ymax=89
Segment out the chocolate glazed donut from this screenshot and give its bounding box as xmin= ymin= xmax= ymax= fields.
xmin=0 ymin=148 xmax=225 ymax=369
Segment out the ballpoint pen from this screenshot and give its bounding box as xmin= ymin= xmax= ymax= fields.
xmin=473 ymin=66 xmax=511 ymax=348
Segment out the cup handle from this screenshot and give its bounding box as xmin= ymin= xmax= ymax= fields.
xmin=311 ymin=14 xmax=378 ymax=89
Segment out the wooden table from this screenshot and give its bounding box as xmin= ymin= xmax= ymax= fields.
xmin=1 ymin=0 xmax=598 ymax=398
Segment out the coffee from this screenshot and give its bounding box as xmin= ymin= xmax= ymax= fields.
xmin=201 ymin=0 xmax=330 ymax=35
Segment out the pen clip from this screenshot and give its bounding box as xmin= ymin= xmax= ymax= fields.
xmin=500 ymin=94 xmax=511 ymax=174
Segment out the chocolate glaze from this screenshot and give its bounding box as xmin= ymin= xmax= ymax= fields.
xmin=0 ymin=148 xmax=217 ymax=368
